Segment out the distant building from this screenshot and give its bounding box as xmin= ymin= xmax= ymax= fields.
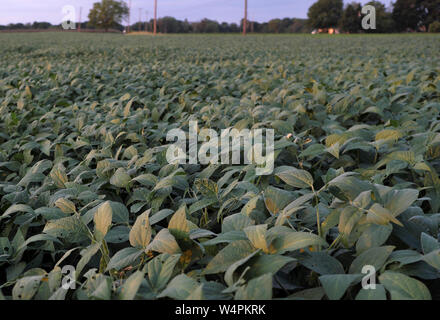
xmin=311 ymin=28 xmax=340 ymax=34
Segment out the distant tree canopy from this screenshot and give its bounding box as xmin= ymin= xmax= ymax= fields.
xmin=88 ymin=0 xmax=129 ymax=31
xmin=1 ymin=0 xmax=438 ymax=34
xmin=339 ymin=1 xmax=394 ymax=33
xmin=392 ymin=0 xmax=440 ymax=31
xmin=339 ymin=2 xmax=362 ymax=33
xmin=308 ymin=0 xmax=343 ymax=29
xmin=130 ymin=17 xmax=310 ymax=34
xmin=366 ymin=1 xmax=395 ymax=33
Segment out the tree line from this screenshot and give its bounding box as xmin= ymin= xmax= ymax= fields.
xmin=0 ymin=17 xmax=310 ymax=34
xmin=1 ymin=0 xmax=439 ymax=33
xmin=309 ymin=0 xmax=439 ymax=33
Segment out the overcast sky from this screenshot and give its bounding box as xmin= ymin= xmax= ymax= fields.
xmin=0 ymin=0 xmax=393 ymax=25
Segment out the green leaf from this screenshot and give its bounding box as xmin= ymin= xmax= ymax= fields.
xmin=287 ymin=287 xmax=325 ymax=300
xmin=105 ymin=226 xmax=129 ymax=243
xmin=319 ymin=274 xmax=363 ymax=300
xmin=300 ymin=144 xmax=325 ymax=158
xmin=153 ymin=175 xmax=188 ymax=191
xmin=150 ymin=209 xmax=174 ymax=225
xmin=349 ymin=246 xmax=395 ymax=274
xmin=189 ymin=197 xmax=218 ymax=214
xmin=328 ymin=174 xmax=371 ymax=202
xmin=384 ymin=189 xmax=419 ymax=217
xmin=421 ymin=232 xmax=439 ymax=254
xmin=263 ymin=186 xmax=296 ymax=215
xmin=224 ymin=249 xmax=261 ymax=287
xmin=18 ymin=160 xmax=52 ymax=187
xmin=76 ymin=243 xmax=101 ymax=279
xmin=300 ymin=252 xmax=345 ymax=275
xmin=245 ymin=254 xmax=295 ymax=279
xmin=386 ymin=250 xmax=423 ymax=267
xmin=366 ymin=203 xmax=403 ymax=226
xmin=222 ymin=213 xmax=255 ymax=233
xmin=107 ymin=201 xmax=129 ymax=224
xmin=202 ymin=230 xmax=248 ymax=246
xmin=1 ymin=204 xmax=34 ymax=221
xmin=157 ymin=274 xmax=199 ymax=300
xmin=106 ymin=247 xmax=143 ymax=271
xmin=422 ymin=249 xmax=440 ymax=270
xmin=274 ymin=166 xmax=314 ymax=189
xmin=235 ymin=273 xmax=273 ymax=300
xmin=379 ymin=271 xmax=431 ymax=300
xmin=43 ymin=216 xmax=89 ymax=243
xmin=147 ymin=253 xmax=181 ymax=292
xmin=132 ymin=174 xmax=158 ymax=188
xmin=118 ymin=269 xmax=146 ymax=300
xmin=204 ymin=240 xmax=256 ymax=275
xmin=270 ymin=231 xmax=327 ymax=254
xmin=276 ymin=193 xmax=314 ymax=226
xmin=12 ymin=275 xmax=43 ymax=300
xmin=356 ymin=224 xmax=392 ymax=254
xmin=325 ymin=142 xmax=340 ymax=159
xmin=355 ymin=284 xmax=387 ymax=300
xmin=110 ymin=168 xmax=131 ymax=188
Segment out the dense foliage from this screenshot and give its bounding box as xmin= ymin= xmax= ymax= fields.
xmin=0 ymin=17 xmax=310 ymax=34
xmin=308 ymin=0 xmax=344 ymax=29
xmin=0 ymin=33 xmax=440 ymax=300
xmin=88 ymin=0 xmax=129 ymax=32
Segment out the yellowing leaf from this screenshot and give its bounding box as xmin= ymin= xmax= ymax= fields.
xmin=94 ymin=201 xmax=113 ymax=241
xmin=55 ymin=198 xmax=76 ymax=214
xmin=129 ymin=209 xmax=152 ymax=248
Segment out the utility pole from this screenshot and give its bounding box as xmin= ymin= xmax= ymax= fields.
xmin=243 ymin=0 xmax=247 ymax=36
xmin=127 ymin=0 xmax=132 ymax=33
xmin=78 ymin=7 xmax=82 ymax=32
xmin=154 ymin=0 xmax=157 ymax=35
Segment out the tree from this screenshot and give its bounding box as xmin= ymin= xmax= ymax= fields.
xmin=364 ymin=1 xmax=395 ymax=33
xmin=392 ymin=0 xmax=440 ymax=31
xmin=88 ymin=0 xmax=129 ymax=31
xmin=268 ymin=19 xmax=281 ymax=33
xmin=392 ymin=0 xmax=421 ymax=31
xmin=308 ymin=0 xmax=343 ymax=29
xmin=158 ymin=17 xmax=180 ymax=33
xmin=422 ymin=0 xmax=440 ymax=29
xmin=340 ymin=2 xmax=362 ymax=33
xmin=429 ymin=21 xmax=440 ymax=32
xmin=32 ymin=21 xmax=52 ymax=29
